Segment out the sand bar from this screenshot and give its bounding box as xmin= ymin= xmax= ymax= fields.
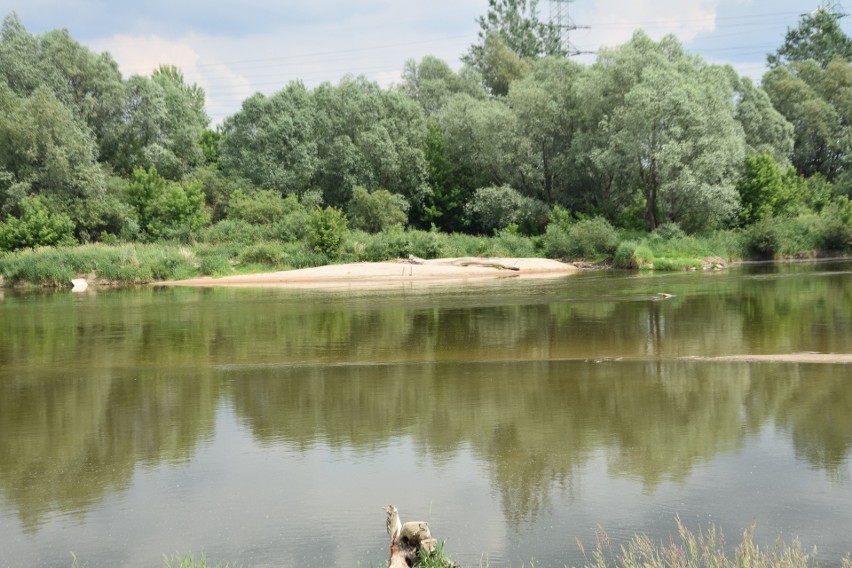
xmin=158 ymin=257 xmax=578 ymax=289
xmin=683 ymin=353 xmax=852 ymax=364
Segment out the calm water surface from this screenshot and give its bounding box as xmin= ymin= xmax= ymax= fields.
xmin=1 ymin=261 xmax=852 ymax=567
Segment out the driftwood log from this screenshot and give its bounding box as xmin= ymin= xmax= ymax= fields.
xmin=385 ymin=506 xmax=440 ymax=568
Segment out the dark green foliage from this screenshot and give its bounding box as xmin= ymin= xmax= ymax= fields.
xmin=198 ymin=253 xmax=231 ymax=276
xmin=306 ymin=206 xmax=349 ymax=259
xmin=347 ymin=187 xmax=410 ymax=233
xmin=737 ymin=153 xmax=806 ymax=224
xmin=0 ymin=196 xmax=76 ymax=251
xmin=743 ymin=217 xmax=783 ymax=259
xmin=126 ymin=167 xmax=209 ymax=242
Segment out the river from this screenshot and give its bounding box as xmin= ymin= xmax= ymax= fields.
xmin=1 ymin=260 xmax=851 ymax=567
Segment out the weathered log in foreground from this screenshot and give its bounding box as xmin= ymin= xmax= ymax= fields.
xmin=385 ymin=505 xmax=451 ymax=568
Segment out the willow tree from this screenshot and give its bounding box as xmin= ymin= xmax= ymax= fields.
xmin=576 ymin=32 xmax=746 ymax=231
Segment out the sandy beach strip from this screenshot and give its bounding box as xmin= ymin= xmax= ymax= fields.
xmin=683 ymin=353 xmax=852 ymax=364
xmin=158 ymin=257 xmax=578 ymax=289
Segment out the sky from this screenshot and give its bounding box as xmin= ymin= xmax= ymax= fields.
xmin=2 ymin=0 xmax=851 ymax=125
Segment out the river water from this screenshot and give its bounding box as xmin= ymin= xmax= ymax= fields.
xmin=1 ymin=260 xmax=851 ymax=567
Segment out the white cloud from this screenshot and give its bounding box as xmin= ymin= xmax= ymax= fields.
xmin=575 ymin=0 xmax=719 ymax=51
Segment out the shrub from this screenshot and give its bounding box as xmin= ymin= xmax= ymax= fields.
xmin=653 ymin=222 xmax=687 ymax=241
xmin=347 ymin=187 xmax=410 ymax=233
xmin=466 ymin=185 xmax=547 ymax=234
xmin=568 ymin=217 xmax=619 ymax=259
xmin=613 ymin=241 xmax=654 ymax=269
xmin=306 ymin=206 xmax=349 ymax=259
xmin=0 ymin=196 xmax=76 ymax=252
xmin=239 ymin=242 xmax=285 ymax=266
xmin=815 ymin=198 xmax=852 ymax=252
xmin=743 ymin=217 xmax=782 ymax=259
xmin=199 ymin=254 xmax=232 ymax=276
xmin=542 ymin=224 xmax=572 ymax=259
xmin=227 ymin=189 xmax=294 ymax=225
xmin=198 ymin=219 xmax=263 ymax=245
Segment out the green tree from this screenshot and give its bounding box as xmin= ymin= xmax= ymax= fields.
xmin=125 ymin=166 xmax=207 ymax=241
xmin=0 ymin=195 xmax=76 ymax=251
xmin=732 ymin=76 xmax=795 ymax=164
xmin=306 ymin=206 xmax=349 ymax=259
xmin=400 ymin=56 xmax=486 ymax=116
xmin=419 ymin=121 xmax=468 ymax=232
xmin=347 ymin=187 xmax=410 ymax=233
xmin=219 ymin=82 xmax=317 ymax=194
xmin=737 ymin=153 xmax=806 ymax=225
xmin=508 ymin=57 xmax=586 ymax=204
xmin=577 ymin=33 xmax=745 ymax=231
xmin=763 ymin=58 xmax=852 ymax=180
xmin=465 ymin=184 xmax=547 ymax=234
xmin=768 ymin=3 xmax=852 ymax=68
xmin=464 ymin=0 xmax=565 ymax=75
xmin=311 ymin=76 xmax=429 ymax=208
xmin=0 ymin=83 xmax=106 ymax=234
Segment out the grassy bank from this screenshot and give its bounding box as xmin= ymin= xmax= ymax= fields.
xmin=0 ymin=217 xmax=848 ymax=288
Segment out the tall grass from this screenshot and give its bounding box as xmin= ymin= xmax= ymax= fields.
xmin=577 ymin=517 xmax=851 ymax=568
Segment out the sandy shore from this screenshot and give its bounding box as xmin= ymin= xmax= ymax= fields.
xmin=158 ymin=257 xmax=578 ymax=289
xmin=683 ymin=353 xmax=852 ymax=364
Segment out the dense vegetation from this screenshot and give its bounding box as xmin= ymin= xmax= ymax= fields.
xmin=1 ymin=0 xmax=851 ymax=284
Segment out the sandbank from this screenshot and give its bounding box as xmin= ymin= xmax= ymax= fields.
xmin=683 ymin=353 xmax=852 ymax=364
xmin=158 ymin=257 xmax=578 ymax=289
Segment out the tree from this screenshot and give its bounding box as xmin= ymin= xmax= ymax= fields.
xmin=763 ymin=58 xmax=852 ymax=179
xmin=463 ymin=0 xmax=565 ymax=96
xmin=0 ymin=195 xmax=76 ymax=251
xmin=577 ymin=33 xmax=745 ymax=231
xmin=437 ymin=93 xmax=533 ymax=195
xmin=125 ymin=166 xmax=208 ymax=241
xmin=508 ymin=57 xmax=586 ymax=204
xmin=737 ymin=153 xmax=806 ymax=225
xmin=347 ymin=187 xmax=410 ymax=233
xmin=465 ymin=184 xmax=547 ymax=234
xmin=219 ymin=82 xmax=318 ymax=194
xmin=731 ymin=75 xmax=794 ymax=164
xmin=400 ymin=56 xmax=486 ymax=116
xmin=0 ymin=84 xmax=106 ymax=234
xmin=306 ymin=206 xmax=349 ymax=259
xmin=768 ymin=3 xmax=852 ymax=68
xmin=311 ymin=76 xmax=429 ymax=208
xmin=419 ymin=121 xmax=468 ymax=232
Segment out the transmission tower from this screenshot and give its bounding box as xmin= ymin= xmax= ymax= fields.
xmin=548 ymin=0 xmax=591 ymax=56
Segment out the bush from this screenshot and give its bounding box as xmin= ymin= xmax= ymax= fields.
xmin=306 ymin=206 xmax=349 ymax=259
xmin=466 ymin=185 xmax=548 ymax=234
xmin=227 ymin=189 xmax=295 ymax=225
xmin=743 ymin=217 xmax=782 ymax=259
xmin=653 ymin=222 xmax=687 ymax=241
xmin=198 ymin=219 xmax=263 ymax=245
xmin=0 ymin=196 xmax=77 ymax=252
xmin=815 ymin=198 xmax=852 ymax=252
xmin=613 ymin=241 xmax=654 ymax=269
xmin=239 ymin=242 xmax=285 ymax=266
xmin=198 ymin=254 xmax=232 ymax=276
xmin=568 ymin=217 xmax=619 ymax=259
xmin=347 ymin=187 xmax=410 ymax=233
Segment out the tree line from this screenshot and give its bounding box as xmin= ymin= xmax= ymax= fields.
xmin=0 ymin=0 xmax=850 ymax=254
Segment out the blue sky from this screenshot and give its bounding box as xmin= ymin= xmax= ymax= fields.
xmin=2 ymin=0 xmax=850 ymax=124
